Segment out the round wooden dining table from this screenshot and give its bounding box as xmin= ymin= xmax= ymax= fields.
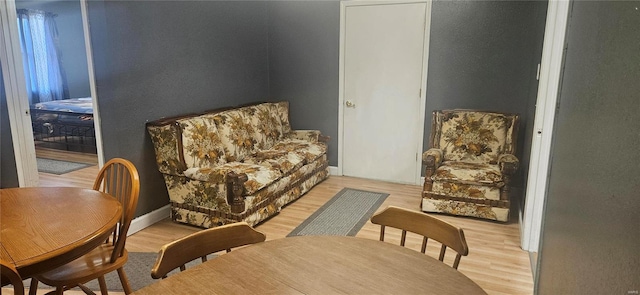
xmin=0 ymin=187 xmax=122 ymax=278
xmin=133 ymin=235 xmax=488 ymax=294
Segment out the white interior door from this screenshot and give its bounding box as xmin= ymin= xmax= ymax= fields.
xmin=340 ymin=1 xmax=429 ymax=184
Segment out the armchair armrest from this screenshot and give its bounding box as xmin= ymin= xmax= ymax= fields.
xmin=422 ymin=148 xmax=443 ymax=168
xmin=285 ymin=130 xmax=322 ymax=142
xmin=421 ymin=148 xmax=443 ymax=193
xmin=498 ymin=154 xmax=519 ymax=176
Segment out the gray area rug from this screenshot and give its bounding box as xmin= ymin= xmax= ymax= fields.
xmin=26 ymin=252 xmax=211 ymax=292
xmin=287 ymin=188 xmax=390 ymax=237
xmin=36 ymin=158 xmax=92 ymax=175
xmin=79 ymin=252 xmax=211 ymax=292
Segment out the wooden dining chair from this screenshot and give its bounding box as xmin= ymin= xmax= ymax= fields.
xmin=30 ymin=158 xmax=140 ymax=295
xmin=1 ymin=259 xmax=25 ymax=295
xmin=151 ymin=222 xmax=266 ymax=279
xmin=370 ymin=206 xmax=469 ymax=269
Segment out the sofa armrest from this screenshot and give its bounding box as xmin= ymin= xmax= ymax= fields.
xmin=184 ymin=168 xmax=248 ymax=214
xmin=498 ymin=154 xmax=519 ymax=176
xmin=147 ymin=122 xmax=187 ymax=176
xmin=285 ymin=130 xmax=322 ymax=142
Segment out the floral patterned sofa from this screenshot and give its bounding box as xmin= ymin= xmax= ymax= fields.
xmin=422 ymin=109 xmax=519 ymax=222
xmin=146 ymin=101 xmax=329 ymax=228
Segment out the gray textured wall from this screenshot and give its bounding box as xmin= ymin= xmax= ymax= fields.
xmin=425 ymin=1 xmax=547 ymax=191
xmin=16 ymin=0 xmax=91 ymax=99
xmin=1 ymin=64 xmax=20 ymax=188
xmin=536 ymin=2 xmax=640 ymax=294
xmin=88 ymin=0 xmax=270 ymax=216
xmin=2 ymin=0 xmax=546 ymax=217
xmin=267 ymin=1 xmax=340 ymax=165
xmin=267 ymin=1 xmax=547 ymax=182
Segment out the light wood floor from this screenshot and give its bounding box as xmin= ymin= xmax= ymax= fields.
xmin=18 ymin=148 xmax=534 ymax=295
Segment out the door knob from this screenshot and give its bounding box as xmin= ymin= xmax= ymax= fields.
xmin=345 ymin=100 xmax=356 ymax=108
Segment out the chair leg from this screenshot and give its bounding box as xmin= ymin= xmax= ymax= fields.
xmin=29 ymin=278 xmax=39 ymax=295
xmin=55 ymin=287 xmax=64 ymax=295
xmin=98 ymin=276 xmax=108 ymax=295
xmin=117 ymin=267 xmax=133 ymax=295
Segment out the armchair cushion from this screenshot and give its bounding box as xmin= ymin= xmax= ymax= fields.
xmin=436 ymin=111 xmax=517 ymax=164
xmin=433 ymin=162 xmax=503 ymax=185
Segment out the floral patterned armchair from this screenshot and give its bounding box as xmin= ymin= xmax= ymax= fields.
xmin=421 ymin=110 xmax=519 ymax=222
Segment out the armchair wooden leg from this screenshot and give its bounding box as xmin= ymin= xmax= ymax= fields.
xmin=117 ymin=267 xmax=133 ymax=295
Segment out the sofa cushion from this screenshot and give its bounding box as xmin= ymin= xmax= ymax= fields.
xmin=432 ymin=161 xmax=503 ymax=185
xmin=184 ymin=162 xmax=282 ymax=196
xmin=243 ymin=150 xmax=305 ymax=176
xmin=178 ymin=115 xmax=226 ymax=169
xmin=213 ymin=110 xmax=257 ymax=162
xmin=270 ymin=139 xmax=327 ymax=164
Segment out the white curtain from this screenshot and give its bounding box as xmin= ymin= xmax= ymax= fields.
xmin=16 ymin=9 xmax=67 ymax=105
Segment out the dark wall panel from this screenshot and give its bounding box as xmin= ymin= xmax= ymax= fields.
xmin=88 ymin=1 xmax=270 ymax=217
xmin=537 ymin=2 xmax=640 ymax=293
xmin=1 ymin=65 xmax=20 ymax=188
xmin=425 ymin=1 xmax=547 ymax=190
xmin=267 ymin=1 xmax=340 ymax=165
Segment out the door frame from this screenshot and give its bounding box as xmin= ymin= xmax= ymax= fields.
xmin=0 ymin=0 xmax=38 ymax=186
xmin=520 ymin=0 xmax=571 ymax=253
xmin=0 ymin=0 xmax=104 ymax=187
xmin=338 ymin=0 xmax=432 ymax=185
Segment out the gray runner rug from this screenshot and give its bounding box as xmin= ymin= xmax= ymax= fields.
xmin=36 ymin=158 xmax=92 ymax=175
xmin=78 ymin=252 xmax=209 ymax=292
xmin=287 ymin=188 xmax=390 ymax=237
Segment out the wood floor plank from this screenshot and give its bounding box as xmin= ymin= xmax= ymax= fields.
xmin=22 ymin=148 xmax=534 ymax=295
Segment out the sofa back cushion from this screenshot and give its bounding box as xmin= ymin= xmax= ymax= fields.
xmin=242 ymin=103 xmax=283 ymax=151
xmin=213 ymin=109 xmax=258 ymax=162
xmin=433 ymin=110 xmax=518 ymax=164
xmin=274 ymin=101 xmax=292 ymax=135
xmin=178 ymin=115 xmax=227 ymax=169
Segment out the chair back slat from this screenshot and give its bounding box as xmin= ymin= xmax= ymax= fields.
xmin=93 ymin=158 xmax=140 ymax=264
xmin=421 ymin=237 xmax=428 ymax=254
xmin=439 ymin=245 xmax=447 ymax=261
xmin=371 ymin=206 xmax=469 ymax=269
xmin=151 ymin=222 xmax=266 ymax=279
xmin=400 ymin=230 xmax=407 ymax=247
xmin=453 ymin=254 xmax=463 ymax=269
